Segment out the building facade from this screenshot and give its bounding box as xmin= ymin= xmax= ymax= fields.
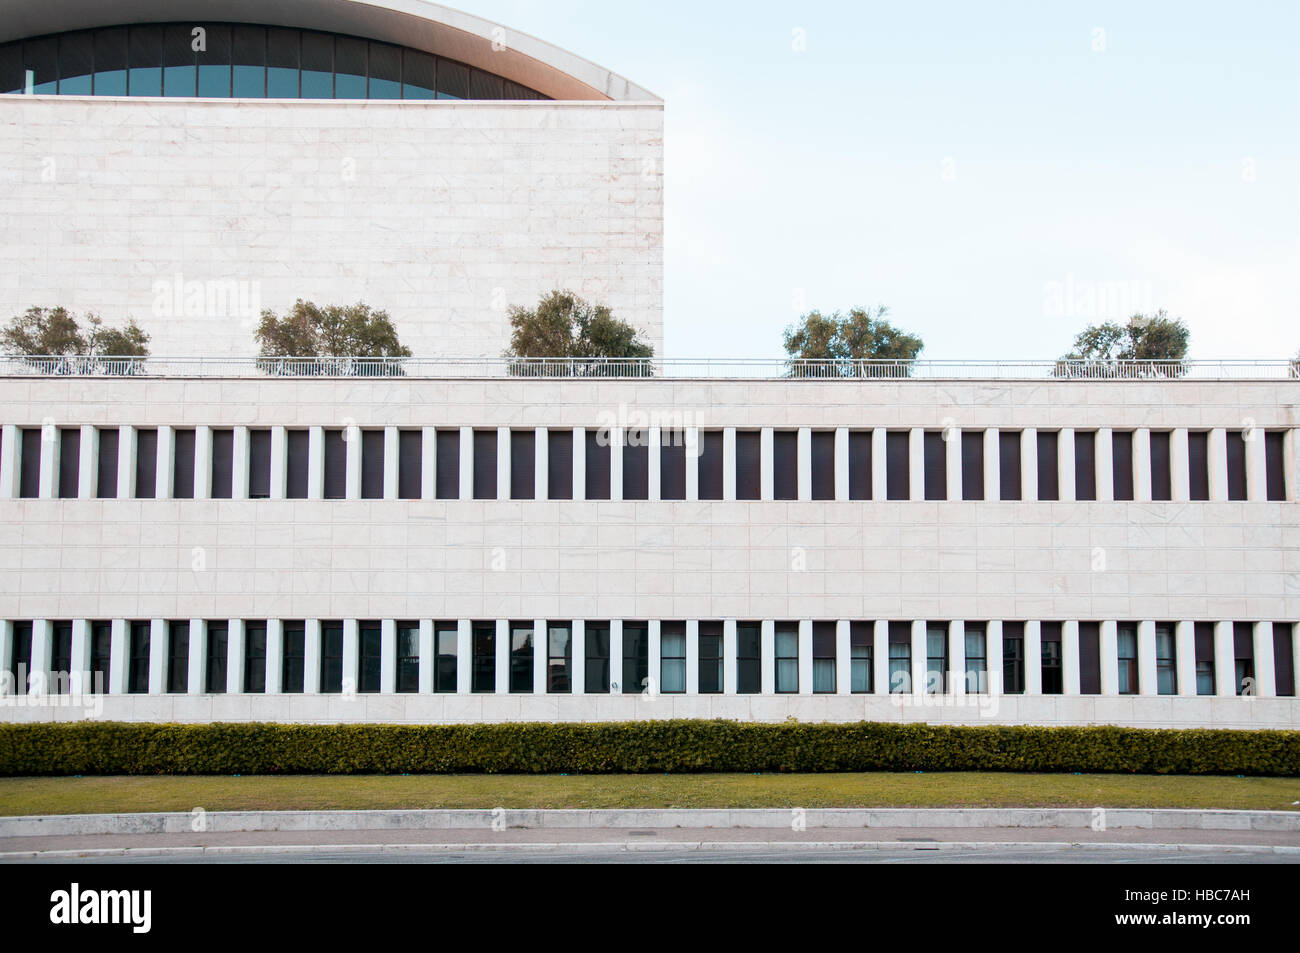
xmin=1 ymin=3 xmax=1298 ymax=730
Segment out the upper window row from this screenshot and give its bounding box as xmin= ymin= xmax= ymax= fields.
xmin=4 ymin=425 xmax=1290 ymax=503
xmin=0 ymin=24 xmax=548 ymax=100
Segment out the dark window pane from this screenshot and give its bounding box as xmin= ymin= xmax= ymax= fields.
xmin=509 ymin=623 xmax=533 ymax=693
xmin=1079 ymin=622 xmax=1101 ymax=694
xmin=472 ymin=622 xmax=496 ymax=693
xmin=368 ymin=42 xmax=400 ymax=99
xmin=1226 ymin=432 xmax=1247 ymax=501
xmin=281 ymin=622 xmax=305 ymax=693
xmin=206 ymin=621 xmax=228 ymax=693
xmin=622 ymin=430 xmax=648 ymax=500
xmin=1274 ymin=623 xmax=1295 ymax=697
xmin=1112 ymin=431 xmax=1134 ymax=500
xmin=735 ymin=431 xmax=761 ymax=500
xmin=162 ymin=24 xmax=197 ymax=97
xmin=397 ymin=623 xmax=420 ymax=693
xmin=1150 ymin=431 xmax=1172 ymax=501
xmin=93 ymin=28 xmax=129 ymax=95
xmin=320 ymin=622 xmax=344 ymax=693
xmin=660 ymin=431 xmax=686 ymax=500
xmin=173 ymin=429 xmax=196 ymax=499
xmin=403 ymin=49 xmax=436 ymax=99
xmin=248 ymin=428 xmax=271 ymax=499
xmin=25 ymin=36 xmax=58 ymax=94
xmin=736 ymin=622 xmax=762 ymax=694
xmin=323 ymin=429 xmax=346 ymax=499
xmin=398 ymin=430 xmax=422 ymax=499
xmin=1074 ymin=431 xmax=1096 ymax=500
xmin=96 ymin=428 xmax=119 ymax=498
xmin=1265 ymin=431 xmax=1286 ymax=501
xmin=211 ymin=428 xmax=234 ymax=499
xmin=1036 ymin=431 xmax=1058 ymax=500
xmin=849 ymin=431 xmax=872 ymax=500
xmin=266 ymin=28 xmax=299 ymax=98
xmin=585 ymin=623 xmax=609 ymax=693
xmin=0 ymin=43 xmax=24 ymax=94
xmin=886 ymin=431 xmax=909 ymax=500
xmin=923 ymin=431 xmax=946 ymax=501
xmin=134 ymin=428 xmax=157 ymax=498
xmin=18 ymin=428 xmax=39 ymax=498
xmin=58 ymin=429 xmax=79 ymax=498
xmin=698 ymin=622 xmax=723 ymax=694
xmin=197 ymin=24 xmax=232 ymax=97
xmin=128 ymin=622 xmax=150 ymax=694
xmin=9 ymin=622 xmax=33 ymax=693
xmin=437 ymin=59 xmax=469 ymax=99
xmin=811 ymin=431 xmax=835 ymax=500
xmin=434 ymin=622 xmax=458 ymax=693
xmin=511 ymin=430 xmax=535 ymax=500
xmin=621 ymin=623 xmax=648 ymax=693
xmin=334 ymin=36 xmax=366 ymax=98
xmin=999 ymin=431 xmax=1021 ymax=500
xmin=473 ymin=430 xmax=497 ymax=499
xmin=1188 ymin=431 xmax=1210 ymax=500
xmin=773 ymin=431 xmax=797 ymax=500
xmin=468 ymin=67 xmax=503 ymax=99
xmin=300 ymin=31 xmax=332 ymax=98
xmin=361 ymin=430 xmax=384 ymax=500
xmin=286 ymin=429 xmax=309 ymax=499
xmin=167 ymin=621 xmax=189 ymax=693
xmin=244 ymin=622 xmax=267 ymax=693
xmin=231 ymin=25 xmax=266 ymax=97
xmin=961 ymin=431 xmax=984 ymax=500
xmin=547 ymin=430 xmax=573 ymax=499
xmin=58 ymin=32 xmax=93 ymax=95
xmin=585 ymin=430 xmax=610 ymax=500
xmin=436 ymin=430 xmax=460 ymax=499
xmin=698 ymin=431 xmax=723 ymax=500
xmin=358 ymin=622 xmax=381 ymax=693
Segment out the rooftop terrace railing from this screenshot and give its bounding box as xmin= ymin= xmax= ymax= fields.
xmin=1 ymin=355 xmax=1296 ymax=380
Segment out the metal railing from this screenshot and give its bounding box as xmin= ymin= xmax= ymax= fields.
xmin=1 ymin=355 xmax=1296 ymax=380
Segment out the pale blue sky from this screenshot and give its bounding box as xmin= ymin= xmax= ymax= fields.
xmin=462 ymin=0 xmax=1299 ymax=361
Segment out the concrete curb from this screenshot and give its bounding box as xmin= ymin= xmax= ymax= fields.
xmin=2 ymin=840 xmax=1299 ymax=860
xmin=2 ymin=807 xmax=1298 ymax=837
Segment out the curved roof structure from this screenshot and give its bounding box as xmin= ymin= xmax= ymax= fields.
xmin=0 ymin=0 xmax=659 ymax=101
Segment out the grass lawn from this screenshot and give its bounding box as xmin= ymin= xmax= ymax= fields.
xmin=0 ymin=773 xmax=1297 ymax=815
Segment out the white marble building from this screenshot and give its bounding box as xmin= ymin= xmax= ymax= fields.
xmin=1 ymin=2 xmax=1297 ymax=730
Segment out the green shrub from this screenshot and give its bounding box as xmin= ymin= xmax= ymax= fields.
xmin=1 ymin=721 xmax=1296 ymax=777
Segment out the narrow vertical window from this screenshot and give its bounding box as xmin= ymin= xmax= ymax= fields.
xmin=471 ymin=621 xmax=495 ymax=693
xmin=231 ymin=25 xmax=266 ymax=98
xmin=1112 ymin=431 xmax=1134 ymax=500
xmin=162 ymin=24 xmax=197 ymax=96
xmin=1155 ymin=623 xmax=1176 ymax=695
xmin=1002 ymin=622 xmax=1024 ymax=694
xmin=173 ymin=428 xmax=196 ymax=499
xmin=773 ymin=430 xmax=798 ymax=500
xmin=197 ymin=24 xmax=232 ymax=97
xmin=244 ymin=621 xmax=267 ymax=693
xmin=134 ymin=428 xmax=158 ymax=498
xmin=361 ymin=430 xmax=384 ymax=500
xmin=1040 ymin=622 xmax=1063 ymax=694
xmin=964 ymin=623 xmax=987 ymax=693
xmin=811 ymin=430 xmax=835 ymax=500
xmin=925 ymin=622 xmax=947 ymax=693
xmin=812 ymin=621 xmax=836 ymax=693
xmin=509 ymin=621 xmax=534 ymax=693
xmin=96 ymin=427 xmax=119 ymax=498
xmin=1264 ymin=431 xmax=1286 ymax=501
xmin=697 ymin=431 xmax=724 ymax=500
xmin=848 ymin=431 xmax=872 ymax=500
xmin=1225 ymin=432 xmax=1247 ymax=501
xmin=322 ymin=429 xmax=345 ymax=499
xmin=1233 ymin=622 xmax=1255 ymax=695
xmin=50 ymin=622 xmax=72 ymax=693
xmin=205 ymin=621 xmax=228 ymax=694
xmin=1116 ymin=624 xmax=1138 ymax=695
xmin=1036 ymin=431 xmax=1059 ymax=500
xmin=282 ymin=621 xmax=305 ymax=693
xmin=775 ymin=623 xmax=799 ymax=693
xmin=127 ymin=25 xmax=163 ymax=96
xmin=266 ymin=27 xmax=300 ymax=98
xmin=472 ymin=430 xmax=498 ymax=500
xmin=961 ymin=430 xmax=984 ymax=500
xmin=547 ymin=430 xmax=573 ymax=500
xmin=434 ymin=622 xmax=458 ymax=692
xmin=248 ymin=428 xmax=271 ymax=499
xmin=622 ymin=622 xmax=649 ymax=693
xmin=660 ymin=622 xmax=686 ymax=693
xmin=57 ymin=428 xmax=80 ymax=499
xmin=1079 ymin=621 xmax=1101 ymax=694
xmin=167 ymin=621 xmax=189 ymax=693
xmin=698 ymin=622 xmax=723 ymax=694
xmin=358 ymin=621 xmax=381 ymax=693
xmin=735 ymin=431 xmax=761 ymax=500
xmin=888 ymin=621 xmax=911 ymax=693
xmin=320 ymin=621 xmax=344 ymax=693
xmin=435 ymin=430 xmax=459 ymax=499
xmin=999 ymin=431 xmax=1021 ymax=500
xmin=19 ymin=428 xmax=40 ymax=498
xmin=1074 ymin=431 xmax=1096 ymax=500
xmin=923 ymin=431 xmax=946 ymax=501
xmin=300 ymin=30 xmax=332 ymax=98
xmin=547 ymin=622 xmax=572 ymax=693
xmin=736 ymin=622 xmax=761 ymax=693
xmin=584 ymin=430 xmax=610 ymax=500
xmin=286 ymin=429 xmax=309 ymax=499
xmin=1194 ymin=622 xmax=1216 ymax=695
xmin=885 ymin=431 xmax=910 ymax=500
xmin=90 ymin=621 xmax=112 ymax=694
xmin=1149 ymin=431 xmax=1172 ymax=501
xmin=398 ymin=430 xmax=422 ymax=500
xmin=93 ymin=27 xmax=129 ymax=95
xmin=1272 ymin=623 xmax=1295 ymax=697
xmin=8 ymin=622 xmax=33 ymax=693
xmin=510 ymin=430 xmax=535 ymax=500
xmin=128 ymin=621 xmax=150 ymax=694
xmin=211 ymin=428 xmax=234 ymax=499
xmin=660 ymin=431 xmax=686 ymax=500
xmin=584 ymin=622 xmax=610 ymax=693
xmin=1188 ymin=431 xmax=1210 ymax=500
xmin=622 ymin=430 xmax=648 ymax=500
xmin=850 ymin=621 xmax=873 ymax=693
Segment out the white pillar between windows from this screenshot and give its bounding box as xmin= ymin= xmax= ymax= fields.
xmin=1025 ymin=621 xmax=1043 ymax=695
xmin=227 ymin=619 xmax=245 ymax=694
xmin=456 ymin=620 xmax=472 ymax=694
xmin=1252 ymin=621 xmax=1276 ymax=696
xmin=380 ymin=619 xmax=396 ymax=693
xmin=609 ymin=427 xmax=623 ymax=502
xmin=1020 ymin=428 xmax=1037 ymax=502
xmin=872 ymin=620 xmax=888 ymax=695
xmin=304 ymin=620 xmax=321 ymax=694
xmin=186 ymin=619 xmax=204 ymax=695
xmin=908 ymin=428 xmax=924 ymax=501
xmin=38 ymin=424 xmax=56 ymax=499
xmin=1175 ymin=621 xmax=1196 ymax=696
xmin=342 ymin=619 xmax=359 ymax=694
xmin=28 ymin=620 xmax=50 ymax=696
xmin=1246 ymin=430 xmax=1268 ymax=502
xmin=0 ymin=424 xmax=17 ymax=498
xmin=383 ymin=426 xmax=399 ymax=501
xmin=609 ymin=619 xmax=624 ymax=693
xmin=69 ymin=619 xmax=89 ymax=695
xmin=1171 ymin=428 xmax=1190 ymax=502
xmin=147 ymin=618 xmax=166 ymax=694
xmin=797 ymin=620 xmax=813 ymax=695
xmin=155 ymin=425 xmax=174 ymax=500
xmin=684 ymin=620 xmax=699 ymax=694
xmin=191 ymin=425 xmax=211 ymax=499
xmin=1133 ymin=428 xmax=1152 ymax=503
xmin=871 ymin=427 xmax=887 ymax=501
xmin=1208 ymin=429 xmax=1229 ymax=501
xmin=987 ymin=620 xmax=1004 ymax=694
xmin=417 ymin=619 xmax=434 ymax=694
xmin=1058 ymin=428 xmax=1075 ymax=501
xmin=307 ymin=426 xmax=324 ymax=500
xmin=949 ymin=620 xmax=966 ymax=695
xmin=421 ymin=427 xmax=437 ymax=500
xmin=231 ymin=426 xmax=250 ymax=500
xmin=1063 ymin=620 xmax=1081 ymax=695
xmin=760 ymin=620 xmax=775 ymax=694
xmin=910 ymin=620 xmax=926 ymax=694
xmin=647 ymin=426 xmax=661 ymax=501
xmin=494 ymin=619 xmax=509 ymax=694
xmin=796 ymin=428 xmax=812 ymax=502
xmin=117 ymin=425 xmax=134 ymax=500
xmin=835 ymin=620 xmax=851 ymax=695
xmin=571 ymin=620 xmax=586 ymax=696
xmin=108 ymin=620 xmax=127 ymax=694
xmin=534 ymin=426 xmax=548 ymax=501
xmin=984 ymin=428 xmax=1000 ymax=501
xmin=458 ymin=427 xmax=473 ymax=501
xmin=722 ymin=428 xmax=737 ymax=501
xmin=1099 ymin=620 xmax=1119 ymax=695
xmin=533 ymin=618 xmax=548 ymax=694
xmin=344 ymin=426 xmax=361 ymax=500
xmin=78 ymin=425 xmax=95 ymax=500
xmin=1096 ymin=427 xmax=1114 ymax=502
xmin=1137 ymin=620 xmax=1157 ymax=696
xmin=759 ymin=427 xmax=774 ymax=501
xmin=833 ymin=428 xmax=849 ymax=501
xmin=723 ymin=619 xmax=737 ymax=694
xmin=572 ymin=426 xmax=586 ymax=501
xmin=685 ymin=428 xmax=700 ymax=501
xmin=945 ymin=428 xmax=962 ymax=502
xmin=268 ymin=426 xmax=287 ymax=501
xmin=266 ymin=619 xmax=283 ymax=695
xmin=647 ymin=620 xmax=661 ymax=695
xmin=1213 ymin=620 xmax=1235 ymax=696
xmin=496 ymin=427 xmax=510 ymax=500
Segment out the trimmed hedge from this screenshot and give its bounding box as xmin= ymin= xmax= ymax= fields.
xmin=1 ymin=721 xmax=1298 ymax=776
